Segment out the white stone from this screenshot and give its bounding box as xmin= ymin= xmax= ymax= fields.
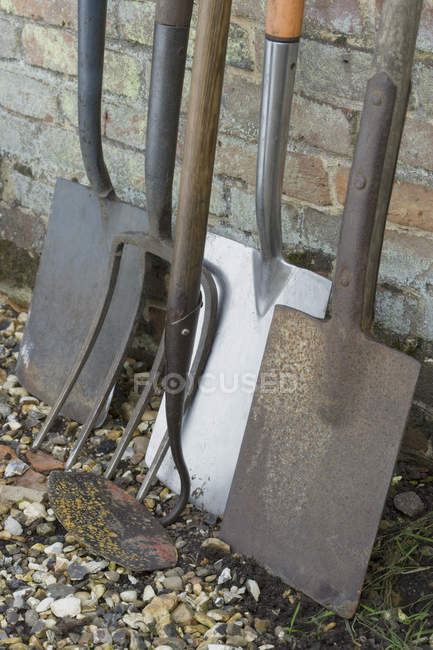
xmin=44 ymin=542 xmax=63 ymax=555
xmin=246 ymin=579 xmax=260 ymax=602
xmin=23 ymin=502 xmax=47 ymax=523
xmin=217 ymin=567 xmax=231 ymax=585
xmin=91 ymin=584 xmax=106 ymax=600
xmin=51 ymin=595 xmax=81 ymax=618
xmin=120 ymin=589 xmax=137 ymax=603
xmin=142 ymin=585 xmax=156 ymax=603
xmin=4 ymin=458 xmax=28 ymax=477
xmin=36 ymin=597 xmax=54 ymax=613
xmin=3 ymin=516 xmax=23 ymax=536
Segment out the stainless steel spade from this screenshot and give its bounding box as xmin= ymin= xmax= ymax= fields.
xmin=145 ymin=0 xmax=331 ymax=516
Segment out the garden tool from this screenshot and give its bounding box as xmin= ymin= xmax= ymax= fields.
xmin=221 ymin=0 xmax=422 ymax=618
xmin=17 ymin=0 xmax=194 ymax=424
xmin=48 ymin=0 xmax=231 ymax=570
xmin=145 ymin=0 xmax=331 ymax=516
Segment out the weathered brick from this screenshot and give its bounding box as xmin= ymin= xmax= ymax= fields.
xmin=0 ymin=68 xmax=57 ymax=121
xmin=231 ymin=185 xmax=302 ymax=247
xmin=37 ymin=124 xmax=83 ymax=177
xmin=230 ymin=185 xmax=256 ymax=232
xmin=104 ymin=141 xmax=146 ymax=193
xmin=414 ymin=63 xmax=433 ymax=119
xmin=297 ymin=40 xmax=373 ymax=105
xmin=232 ymin=0 xmax=265 ymax=22
xmin=304 ymin=0 xmax=362 ymax=37
xmin=215 ymin=138 xmax=330 ymax=206
xmin=283 ymin=152 xmax=331 ymax=206
xmin=226 ymin=23 xmax=253 ymax=71
xmin=0 ymin=108 xmax=39 ymax=163
xmin=291 ymin=95 xmax=355 ymax=156
xmin=22 ymin=24 xmax=76 ymax=75
xmin=375 ymin=287 xmax=418 ymax=339
xmin=336 ymin=164 xmax=433 ymax=233
xmin=104 ymin=50 xmax=142 ymax=99
xmin=61 ymin=89 xmax=146 ymax=149
xmin=118 ymin=0 xmax=154 ymax=46
xmin=214 ymin=138 xmax=257 ymax=185
xmin=9 ymin=169 xmax=52 ymax=216
xmin=220 ymin=71 xmax=260 ymax=141
xmin=0 ymin=16 xmax=18 ymax=58
xmin=301 ymin=207 xmax=340 ymax=256
xmin=400 ymin=117 xmax=433 ymax=172
xmin=0 ymin=0 xmax=75 ymax=27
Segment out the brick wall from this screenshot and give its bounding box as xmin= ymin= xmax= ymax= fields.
xmin=0 ymin=0 xmax=433 ymax=433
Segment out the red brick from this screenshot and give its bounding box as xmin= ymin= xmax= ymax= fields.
xmin=283 ymin=152 xmax=331 ymax=206
xmin=335 ymin=165 xmax=433 ymax=233
xmin=400 ymin=117 xmax=433 ymax=172
xmin=0 ymin=0 xmax=75 ymax=27
xmin=103 ymin=103 xmax=146 ymax=150
xmin=388 ymin=182 xmax=433 ymax=233
xmin=304 ymin=0 xmax=362 ymax=36
xmin=215 ymin=139 xmax=330 ymax=206
xmin=291 ymin=95 xmax=355 ymax=156
xmin=22 ymin=24 xmax=76 ymax=75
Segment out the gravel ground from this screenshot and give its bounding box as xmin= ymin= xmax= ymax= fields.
xmin=0 ymin=298 xmax=301 ymax=650
xmin=0 ymin=297 xmax=432 ymax=650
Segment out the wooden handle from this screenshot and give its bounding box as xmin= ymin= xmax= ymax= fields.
xmin=167 ymin=0 xmax=232 ymax=320
xmin=266 ymin=0 xmax=305 ymax=40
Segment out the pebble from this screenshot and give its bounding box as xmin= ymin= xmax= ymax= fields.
xmin=36 ymin=597 xmax=54 ymax=613
xmin=50 ymin=595 xmax=81 ymax=618
xmin=120 ymin=589 xmax=137 ymax=603
xmin=67 ymin=562 xmax=90 ymax=581
xmin=22 ymin=502 xmax=47 ymax=523
xmin=218 ymin=568 xmax=231 ymax=585
xmin=394 ymin=491 xmax=425 ymax=517
xmin=4 ymin=458 xmax=29 ymax=477
xmin=0 ymin=313 xmax=336 ymax=650
xmin=163 ymin=576 xmax=184 ymax=592
xmin=142 ymin=585 xmax=156 ymax=602
xmin=3 ymin=516 xmax=23 ymax=536
xmin=201 ymin=538 xmax=230 ymax=553
xmin=246 ymin=579 xmax=260 ymax=602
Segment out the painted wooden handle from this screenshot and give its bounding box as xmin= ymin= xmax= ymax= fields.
xmin=266 ymin=0 xmax=305 ymax=40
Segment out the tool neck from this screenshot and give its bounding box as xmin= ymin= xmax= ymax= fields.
xmin=256 ymin=37 xmax=299 ymax=263
xmin=332 ymin=72 xmax=396 ymax=332
xmin=78 ymin=0 xmax=114 ymax=198
xmin=145 ymin=21 xmax=190 ymax=239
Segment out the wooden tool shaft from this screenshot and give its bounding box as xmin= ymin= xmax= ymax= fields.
xmin=266 ymin=0 xmax=305 ymax=40
xmin=167 ymin=0 xmax=232 ymax=321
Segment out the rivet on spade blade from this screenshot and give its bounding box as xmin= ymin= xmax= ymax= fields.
xmin=355 ymin=174 xmax=367 ymax=190
xmin=372 ymin=91 xmax=383 ymax=106
xmin=181 ymin=328 xmax=190 ymax=336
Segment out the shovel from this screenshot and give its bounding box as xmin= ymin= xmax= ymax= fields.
xmin=145 ymin=0 xmax=331 ymax=515
xmin=17 ymin=0 xmax=193 ymax=424
xmin=221 ymin=0 xmax=422 ymax=618
xmin=47 ymin=0 xmax=231 ymax=570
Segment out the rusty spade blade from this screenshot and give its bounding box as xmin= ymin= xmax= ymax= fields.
xmin=221 ymin=69 xmax=421 ymax=618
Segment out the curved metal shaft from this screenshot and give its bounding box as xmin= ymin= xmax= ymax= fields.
xmin=256 ymin=38 xmax=299 ymax=263
xmin=78 ymin=0 xmax=113 ymax=197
